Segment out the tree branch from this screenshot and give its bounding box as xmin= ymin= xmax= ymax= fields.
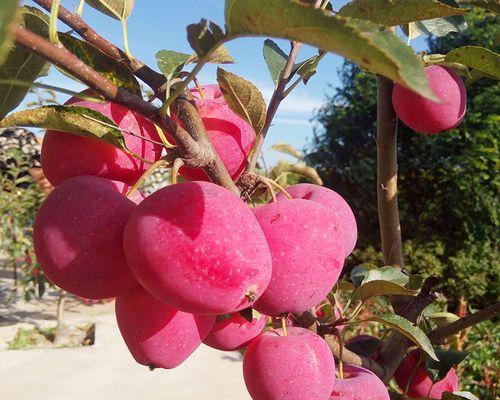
xmin=376 ymin=75 xmax=404 ymax=267
xmin=12 ymin=25 xmax=238 ymax=193
xmin=429 ymin=301 xmax=500 ymax=344
xmin=32 ymin=0 xmax=166 ymax=94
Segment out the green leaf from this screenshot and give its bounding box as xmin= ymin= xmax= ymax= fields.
xmin=460 ymin=0 xmax=500 ymax=14
xmin=0 ymin=105 xmax=127 ymax=150
xmin=59 ymin=33 xmax=141 ymax=95
xmin=427 ymin=312 xmax=460 ymax=328
xmin=263 ymin=39 xmax=288 ymax=85
xmin=354 ymin=280 xmax=418 ymax=302
xmin=442 ymin=392 xmax=479 ymax=400
xmin=367 ymin=314 xmax=438 ymax=360
xmin=0 ymin=0 xmax=18 ymax=66
xmin=0 ymin=6 xmax=50 ymax=119
xmin=187 ymin=19 xmax=233 ymax=63
xmin=445 ymin=46 xmax=500 ymax=79
xmin=216 ymin=67 xmax=266 ymax=135
xmin=338 ymin=0 xmax=467 ymax=26
xmin=293 ymin=55 xmax=320 ymax=84
xmin=424 ymin=348 xmax=467 ymax=382
xmin=225 ymin=0 xmax=438 ymax=100
xmin=155 ymin=50 xmax=191 ymax=80
xmin=85 ymin=0 xmax=134 ymax=21
xmin=415 ymin=1 xmax=468 ymax=37
xmin=271 ymin=142 xmax=304 ymax=159
xmin=350 ymin=263 xmax=378 ymax=287
xmin=363 ymin=266 xmax=411 ymax=286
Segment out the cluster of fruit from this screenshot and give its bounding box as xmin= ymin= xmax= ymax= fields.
xmin=33 ymin=81 xmax=461 ymax=400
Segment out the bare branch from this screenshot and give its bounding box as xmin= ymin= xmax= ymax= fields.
xmin=429 ymin=301 xmax=500 ymax=344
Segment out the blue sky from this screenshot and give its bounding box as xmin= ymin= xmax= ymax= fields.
xmin=27 ymin=0 xmax=429 ymax=164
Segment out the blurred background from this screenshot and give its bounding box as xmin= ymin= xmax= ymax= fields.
xmin=1 ymin=1 xmax=498 ymax=399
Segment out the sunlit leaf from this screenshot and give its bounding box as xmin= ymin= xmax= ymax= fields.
xmin=0 ymin=105 xmax=127 ymax=150
xmin=263 ymin=39 xmax=288 ymax=85
xmin=442 ymin=392 xmax=479 ymax=400
xmin=354 ymin=280 xmax=418 ymax=301
xmin=217 ymin=67 xmax=266 ymax=135
xmin=187 ymin=19 xmax=232 ymax=63
xmin=225 ymin=0 xmax=438 ymax=100
xmin=271 ymin=142 xmax=304 ymax=159
xmin=338 ymin=0 xmax=467 ymax=26
xmin=0 ymin=0 xmax=18 ymax=66
xmin=445 ymin=46 xmax=500 ymax=79
xmin=155 ymin=50 xmax=191 ymax=80
xmin=367 ymin=314 xmax=438 ymax=360
xmin=85 ymin=0 xmax=134 ymax=21
xmin=460 ymin=0 xmax=500 ymax=14
xmin=0 ymin=6 xmax=50 ymax=119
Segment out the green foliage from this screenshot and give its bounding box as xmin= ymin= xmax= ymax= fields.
xmin=307 ymin=9 xmax=499 ymax=308
xmin=7 ymin=326 xmax=55 ymax=350
xmin=0 ymin=149 xmax=48 ymax=300
xmin=460 ymin=320 xmax=499 ymax=399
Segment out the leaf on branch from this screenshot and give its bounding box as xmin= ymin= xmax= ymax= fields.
xmin=0 ymin=0 xmax=18 ymax=66
xmin=271 ymin=142 xmax=304 ymax=160
xmin=155 ymin=50 xmax=191 ymax=80
xmin=415 ymin=2 xmax=468 ymax=38
xmin=187 ymin=19 xmax=233 ymax=63
xmin=401 ymin=23 xmax=423 ymax=40
xmin=354 ymin=280 xmax=418 ymax=302
xmin=217 ymin=67 xmax=266 ymax=135
xmin=338 ymin=0 xmax=467 ymax=26
xmin=460 ymin=0 xmax=500 ymax=14
xmin=445 ymin=46 xmax=500 ymax=80
xmin=59 ymin=33 xmax=141 ymax=95
xmin=263 ymin=39 xmax=288 ymax=85
xmin=0 ymin=105 xmax=127 ymax=150
xmin=367 ymin=314 xmax=439 ymax=361
xmin=442 ymin=392 xmax=480 ymax=400
xmin=225 ymin=0 xmax=438 ymax=100
xmin=350 ymin=263 xmax=378 ymax=287
xmin=293 ymin=55 xmax=320 ymax=85
xmin=427 ymin=312 xmax=460 ymax=329
xmin=424 ymin=348 xmax=467 ymax=382
xmin=85 ymin=0 xmax=134 ymax=21
xmin=0 ymin=6 xmax=51 ymax=119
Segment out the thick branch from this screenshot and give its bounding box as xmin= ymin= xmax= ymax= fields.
xmin=376 ymin=75 xmax=404 ymax=267
xmin=429 ymin=301 xmax=500 ymax=344
xmin=376 ymin=277 xmax=439 ymax=383
xmin=32 ymin=0 xmax=166 ymax=93
xmin=12 ymin=26 xmax=238 ymax=192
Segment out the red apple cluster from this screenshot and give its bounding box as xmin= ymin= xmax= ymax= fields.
xmin=34 ymin=85 xmax=396 ymax=400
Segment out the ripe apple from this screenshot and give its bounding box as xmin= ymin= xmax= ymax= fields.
xmin=174 ymin=84 xmax=254 ymax=181
xmin=392 ymin=66 xmax=467 ymax=135
xmin=243 ymin=327 xmax=335 ymax=400
xmin=203 ymin=311 xmax=267 ymax=351
xmin=33 ymin=176 xmax=138 ymax=299
xmin=330 ymin=365 xmax=389 ymax=400
xmin=276 ymin=183 xmax=357 ymax=257
xmin=252 ymin=199 xmax=345 ymax=316
xmin=123 ymin=181 xmax=272 ymax=315
xmin=42 ymin=91 xmax=163 ymax=186
xmin=394 ymin=349 xmax=459 ymax=399
xmin=115 ymin=285 xmax=215 ymax=369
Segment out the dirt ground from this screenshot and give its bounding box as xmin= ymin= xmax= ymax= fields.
xmin=0 ymin=278 xmax=251 ymax=400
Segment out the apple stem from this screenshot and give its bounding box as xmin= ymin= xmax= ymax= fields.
xmin=193 ymin=77 xmax=206 ymax=99
xmin=171 ymin=158 xmax=185 ymax=185
xmin=333 ymin=328 xmax=344 ymax=379
xmin=257 ymin=176 xmax=277 ymax=202
xmin=281 ymin=316 xmax=287 ymax=336
xmin=127 ymin=157 xmax=171 ymax=198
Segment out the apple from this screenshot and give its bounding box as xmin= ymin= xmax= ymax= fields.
xmin=115 ymin=285 xmax=215 ymax=369
xmin=392 ymin=66 xmax=467 ymax=135
xmin=123 ymin=181 xmax=272 ymax=315
xmin=252 ymin=199 xmax=345 ymax=316
xmin=276 ymin=183 xmax=357 ymax=257
xmin=330 ymin=365 xmax=389 ymax=400
xmin=33 ymin=176 xmax=138 ymax=299
xmin=243 ymin=327 xmax=335 ymax=400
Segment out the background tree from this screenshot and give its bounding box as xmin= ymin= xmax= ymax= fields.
xmin=308 ymin=9 xmax=499 ymax=309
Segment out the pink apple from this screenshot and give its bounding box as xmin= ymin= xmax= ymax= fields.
xmin=394 ymin=349 xmax=459 ymax=399
xmin=243 ymin=327 xmax=335 ymax=400
xmin=42 ymin=91 xmax=163 ymax=186
xmin=392 ymin=66 xmax=467 ymax=135
xmin=33 ymin=176 xmax=138 ymax=299
xmin=330 ymin=365 xmax=389 ymax=400
xmin=123 ymin=181 xmax=272 ymax=315
xmin=172 ymin=84 xmax=254 ymax=181
xmin=115 ymin=285 xmax=215 ymax=369
xmin=277 ymin=183 xmax=357 ymax=257
xmin=203 ymin=311 xmax=267 ymax=351
xmin=252 ymin=199 xmax=345 ymax=316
